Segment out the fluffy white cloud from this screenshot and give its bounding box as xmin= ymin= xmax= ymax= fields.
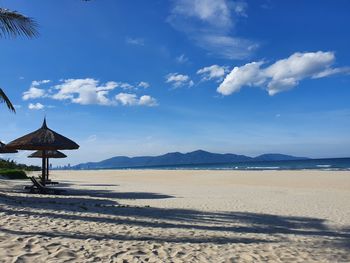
xmin=168 ymin=0 xmax=257 ymax=59
xmin=115 ymin=93 xmax=158 ymax=107
xmin=166 ymin=73 xmax=194 ymax=88
xmin=137 ymin=81 xmax=150 ymax=88
xmin=139 ymin=95 xmax=158 ymax=106
xmin=218 ymin=51 xmax=350 ymax=96
xmin=197 ymin=65 xmax=229 ymax=81
xmin=23 ymin=78 xmax=158 ymax=107
xmin=115 ymin=93 xmax=138 ymax=106
xmin=28 ymin=102 xmax=44 ymax=110
xmin=52 ymin=78 xmax=117 ymax=105
xmin=22 ymin=87 xmax=46 ymax=100
xmin=22 ymin=80 xmax=51 ymax=100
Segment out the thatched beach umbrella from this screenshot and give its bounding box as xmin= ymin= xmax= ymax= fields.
xmin=6 ymin=119 xmax=79 ymax=184
xmin=0 ymin=141 xmax=18 ymax=154
xmin=28 ymin=150 xmax=67 ymax=181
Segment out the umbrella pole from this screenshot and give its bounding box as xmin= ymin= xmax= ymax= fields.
xmin=46 ymin=158 xmax=49 ymax=181
xmin=42 ymin=151 xmax=46 ymax=185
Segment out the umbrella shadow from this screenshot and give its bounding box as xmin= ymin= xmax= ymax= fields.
xmin=67 ymin=188 xmax=174 ymax=200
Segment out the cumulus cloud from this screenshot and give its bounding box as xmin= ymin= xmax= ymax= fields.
xmin=28 ymin=103 xmax=44 ymax=110
xmin=168 ymin=0 xmax=257 ymax=59
xmin=217 ymin=51 xmax=350 ymax=96
xmin=137 ymin=81 xmax=150 ymax=88
xmin=23 ymin=78 xmax=158 ymax=107
xmin=166 ymin=73 xmax=194 ymax=88
xmin=22 ymin=87 xmax=46 ymax=100
xmin=197 ymin=65 xmax=229 ymax=81
xmin=115 ymin=93 xmax=158 ymax=107
xmin=115 ymin=93 xmax=138 ymax=106
xmin=22 ymin=80 xmax=50 ymax=100
xmin=52 ymin=78 xmax=117 ymax=105
xmin=139 ymin=95 xmax=158 ymax=106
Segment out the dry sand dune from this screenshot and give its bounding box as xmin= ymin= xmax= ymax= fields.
xmin=0 ymin=170 xmax=349 ymax=262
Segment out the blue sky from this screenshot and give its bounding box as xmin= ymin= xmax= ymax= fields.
xmin=0 ymin=0 xmax=350 ymax=166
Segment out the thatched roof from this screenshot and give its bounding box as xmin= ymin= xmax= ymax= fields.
xmin=28 ymin=150 xmax=67 ymax=159
xmin=6 ymin=119 xmax=79 ymax=151
xmin=0 ymin=141 xmax=18 ymax=153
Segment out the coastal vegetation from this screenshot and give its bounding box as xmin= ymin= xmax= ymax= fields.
xmin=0 ymin=158 xmax=40 ymax=179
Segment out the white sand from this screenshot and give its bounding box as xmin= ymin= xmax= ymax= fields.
xmin=0 ymin=170 xmax=349 ymax=262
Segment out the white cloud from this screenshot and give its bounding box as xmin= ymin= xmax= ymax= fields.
xmin=115 ymin=93 xmax=138 ymax=106
xmin=32 ymin=80 xmax=51 ymax=86
xmin=166 ymin=73 xmax=194 ymax=88
xmin=168 ymin=0 xmax=257 ymax=59
xmin=171 ymin=0 xmax=233 ymax=28
xmin=115 ymin=93 xmax=158 ymax=107
xmin=28 ymin=103 xmax=44 ymax=110
xmin=312 ymin=67 xmax=350 ymax=79
xmin=197 ymin=64 xmax=229 ymax=81
xmin=125 ymin=37 xmax=145 ymax=46
xmin=22 ymin=87 xmax=46 ymax=100
xmin=22 ymin=80 xmax=51 ymax=100
xmin=23 ymin=78 xmax=158 ymax=107
xmin=116 ymin=82 xmax=134 ymax=90
xmin=218 ymin=51 xmax=350 ymax=96
xmin=197 ymin=35 xmax=258 ymax=60
xmin=138 ymin=81 xmax=150 ymax=88
xmin=233 ymin=1 xmax=248 ymax=17
xmin=176 ymin=54 xmax=189 ymax=64
xmin=139 ymin=95 xmax=158 ymax=106
xmin=52 ymin=78 xmax=117 ymax=105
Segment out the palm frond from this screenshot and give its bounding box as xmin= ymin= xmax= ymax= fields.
xmin=0 ymin=88 xmax=16 ymax=113
xmin=0 ymin=8 xmax=38 ymax=38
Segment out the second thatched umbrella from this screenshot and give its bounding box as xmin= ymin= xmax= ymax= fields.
xmin=28 ymin=150 xmax=67 ymax=181
xmin=6 ymin=119 xmax=79 ymax=185
xmin=0 ymin=141 xmax=18 ymax=154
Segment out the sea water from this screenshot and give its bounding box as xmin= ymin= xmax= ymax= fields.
xmin=127 ymin=158 xmax=350 ymax=171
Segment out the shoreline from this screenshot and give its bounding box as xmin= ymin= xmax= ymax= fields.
xmin=53 ymin=167 xmax=350 ymax=171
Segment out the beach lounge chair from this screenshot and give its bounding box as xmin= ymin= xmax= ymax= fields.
xmin=44 ymin=179 xmax=59 ymax=185
xmin=28 ymin=176 xmax=64 ymax=195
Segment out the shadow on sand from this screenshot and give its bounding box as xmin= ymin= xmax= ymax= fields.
xmin=0 ymin=187 xmax=349 ymax=249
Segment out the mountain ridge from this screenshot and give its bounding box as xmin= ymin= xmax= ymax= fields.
xmin=72 ymin=150 xmax=308 ymax=170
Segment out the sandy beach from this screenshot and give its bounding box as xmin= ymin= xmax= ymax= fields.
xmin=0 ymin=169 xmax=349 ymax=262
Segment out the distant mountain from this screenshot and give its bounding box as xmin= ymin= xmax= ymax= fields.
xmin=254 ymin=153 xmax=308 ymax=161
xmin=72 ymin=150 xmax=308 ymax=170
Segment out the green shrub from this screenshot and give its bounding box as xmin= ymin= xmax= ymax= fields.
xmin=0 ymin=158 xmax=40 ymax=171
xmin=0 ymin=169 xmax=28 ymax=179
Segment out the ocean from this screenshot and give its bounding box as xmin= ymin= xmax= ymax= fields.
xmin=126 ymin=157 xmax=350 ymax=171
